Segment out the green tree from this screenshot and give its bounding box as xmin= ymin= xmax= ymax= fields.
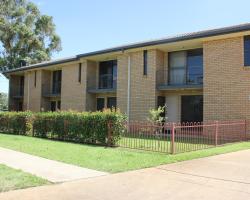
xmin=0 ymin=92 xmax=8 ymax=111
xmin=0 ymin=0 xmax=61 ymax=70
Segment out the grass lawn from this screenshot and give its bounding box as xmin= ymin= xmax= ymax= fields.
xmin=0 ymin=133 xmax=249 ymax=173
xmin=0 ymin=164 xmax=48 ymax=192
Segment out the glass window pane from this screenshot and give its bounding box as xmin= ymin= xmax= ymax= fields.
xmin=169 ymin=51 xmax=186 ymax=85
xmin=187 ymin=49 xmax=203 ymax=85
xmin=244 ymin=36 xmax=250 ymax=66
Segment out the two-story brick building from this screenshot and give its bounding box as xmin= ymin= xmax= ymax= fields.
xmin=4 ymin=23 xmax=250 ymax=122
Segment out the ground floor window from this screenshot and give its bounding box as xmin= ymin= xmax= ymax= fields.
xmin=181 ymin=95 xmax=203 ymax=122
xmin=51 ymin=101 xmax=56 ymax=112
xmin=57 ymin=101 xmax=61 ymax=110
xmin=18 ymin=101 xmax=23 ymax=111
xmin=107 ymin=97 xmax=117 ymax=109
xmin=97 ymin=98 xmax=105 ymax=111
xmin=96 ymin=97 xmax=117 ymax=111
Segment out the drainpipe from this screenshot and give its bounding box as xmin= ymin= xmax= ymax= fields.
xmin=127 ymin=54 xmax=131 ymax=122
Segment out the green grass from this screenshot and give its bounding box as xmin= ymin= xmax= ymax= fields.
xmin=0 ymin=164 xmax=48 ymax=192
xmin=0 ymin=133 xmax=249 ymax=173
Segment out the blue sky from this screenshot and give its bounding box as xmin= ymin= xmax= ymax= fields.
xmin=1 ymin=0 xmax=250 ymax=93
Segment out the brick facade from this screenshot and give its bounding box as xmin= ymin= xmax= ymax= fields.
xmin=7 ymin=31 xmax=250 ymax=122
xmin=204 ymin=36 xmax=250 ymax=120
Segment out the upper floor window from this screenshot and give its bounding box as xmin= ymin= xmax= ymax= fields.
xmin=244 ymin=36 xmax=250 ymax=66
xmin=143 ymin=50 xmax=148 ymax=75
xmin=99 ymin=60 xmax=117 ymax=89
xmin=52 ymin=70 xmax=62 ymax=94
xmin=78 ymin=63 xmax=82 ymax=83
xmin=169 ymin=49 xmax=203 ymax=85
xmin=34 ymin=71 xmax=37 ymax=87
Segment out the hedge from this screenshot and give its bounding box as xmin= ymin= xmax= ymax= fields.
xmin=0 ymin=110 xmax=126 ymax=146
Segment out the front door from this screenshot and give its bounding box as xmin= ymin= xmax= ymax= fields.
xmin=181 ymin=95 xmax=203 ymax=122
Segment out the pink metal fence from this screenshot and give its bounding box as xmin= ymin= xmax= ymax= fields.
xmin=115 ymin=120 xmax=250 ymax=154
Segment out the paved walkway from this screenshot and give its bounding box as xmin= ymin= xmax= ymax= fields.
xmin=1 ymin=149 xmax=250 ymax=200
xmin=0 ymin=147 xmax=108 ymax=183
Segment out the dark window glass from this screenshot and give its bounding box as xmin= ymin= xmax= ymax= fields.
xmin=18 ymin=101 xmax=23 ymax=112
xmin=99 ymin=60 xmax=117 ymax=89
xmin=20 ymin=76 xmax=24 ymax=96
xmin=107 ymin=97 xmax=117 ymax=109
xmin=181 ymin=95 xmax=203 ymax=122
xmin=143 ymin=50 xmax=148 ymax=75
xmin=51 ymin=101 xmax=56 ymax=112
xmin=78 ymin=63 xmax=82 ymax=83
xmin=97 ymin=98 xmax=105 ymax=111
xmin=34 ymin=71 xmax=37 ymax=87
xmin=244 ymin=36 xmax=250 ymax=66
xmin=57 ymin=101 xmax=61 ymax=110
xmin=187 ymin=49 xmax=203 ymax=84
xmin=52 ymin=70 xmax=62 ymax=94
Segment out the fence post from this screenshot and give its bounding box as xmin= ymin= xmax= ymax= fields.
xmin=171 ymin=123 xmax=175 ymax=154
xmin=107 ymin=121 xmax=112 ymax=147
xmin=215 ymin=121 xmax=219 ymax=146
xmin=244 ymin=119 xmax=247 ymax=141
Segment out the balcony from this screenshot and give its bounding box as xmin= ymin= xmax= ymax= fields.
xmin=42 ymin=83 xmax=61 ymax=98
xmin=88 ymin=74 xmax=117 ymax=94
xmin=156 ymin=69 xmax=203 ymax=91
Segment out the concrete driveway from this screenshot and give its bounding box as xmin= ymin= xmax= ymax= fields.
xmin=1 ymin=149 xmax=250 ymax=200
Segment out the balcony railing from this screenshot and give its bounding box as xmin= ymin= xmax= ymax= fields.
xmin=98 ymin=74 xmax=117 ymax=89
xmin=156 ymin=69 xmax=203 ymax=88
xmin=42 ymin=83 xmax=61 ymax=98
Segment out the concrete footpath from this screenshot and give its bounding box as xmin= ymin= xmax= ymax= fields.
xmin=1 ymin=149 xmax=250 ymax=200
xmin=0 ymin=147 xmax=108 ymax=183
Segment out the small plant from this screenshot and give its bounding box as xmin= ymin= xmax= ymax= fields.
xmin=148 ymin=106 xmax=167 ymax=124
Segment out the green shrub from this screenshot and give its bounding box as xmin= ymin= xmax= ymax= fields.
xmin=0 ymin=110 xmax=126 ymax=146
xmin=0 ymin=111 xmax=33 ymax=135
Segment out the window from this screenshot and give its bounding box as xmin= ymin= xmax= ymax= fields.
xmin=168 ymin=49 xmax=203 ymax=85
xmin=78 ymin=63 xmax=82 ymax=83
xmin=97 ymin=98 xmax=105 ymax=111
xmin=107 ymin=97 xmax=117 ymax=109
xmin=244 ymin=36 xmax=250 ymax=66
xmin=52 ymin=70 xmax=62 ymax=94
xmin=57 ymin=101 xmax=61 ymax=110
xmin=20 ymin=76 xmax=24 ymax=96
xmin=34 ymin=71 xmax=37 ymax=87
xmin=143 ymin=50 xmax=148 ymax=75
xmin=50 ymin=101 xmax=56 ymax=112
xmin=169 ymin=51 xmax=186 ymax=85
xmin=187 ymin=49 xmax=203 ymax=84
xmin=99 ymin=60 xmax=117 ymax=89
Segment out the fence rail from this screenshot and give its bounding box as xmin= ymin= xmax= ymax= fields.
xmin=114 ymin=120 xmax=250 ymax=154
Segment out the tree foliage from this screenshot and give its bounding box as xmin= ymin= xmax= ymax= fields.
xmin=0 ymin=0 xmax=61 ymax=70
xmin=0 ymin=92 xmax=8 ymax=111
xmin=148 ymin=106 xmax=167 ymax=123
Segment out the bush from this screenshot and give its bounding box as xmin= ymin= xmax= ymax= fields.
xmin=0 ymin=111 xmax=33 ymax=135
xmin=0 ymin=110 xmax=126 ymax=146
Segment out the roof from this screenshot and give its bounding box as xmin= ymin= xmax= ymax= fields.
xmin=4 ymin=23 xmax=250 ymax=74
